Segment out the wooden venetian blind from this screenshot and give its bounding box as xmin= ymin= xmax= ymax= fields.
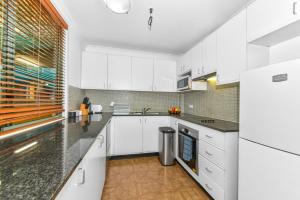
xmin=0 ymin=0 xmax=66 ymax=132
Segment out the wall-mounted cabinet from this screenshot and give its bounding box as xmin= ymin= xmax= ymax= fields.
xmin=216 ymin=9 xmax=247 ymax=85
xmin=81 ymin=48 xmax=177 ymax=92
xmin=107 ymin=54 xmax=132 ymax=90
xmin=131 ymin=57 xmax=154 ymax=91
xmin=154 ymin=59 xmax=177 ymax=92
xmin=81 ymin=51 xmax=108 ymax=89
xmin=247 ymin=0 xmax=300 ymax=45
xmin=202 ymin=31 xmax=217 ymax=76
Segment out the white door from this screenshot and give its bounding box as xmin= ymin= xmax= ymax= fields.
xmin=217 ymin=9 xmax=247 ymax=85
xmin=131 ymin=57 xmax=154 ymax=91
xmin=114 ymin=117 xmax=142 ymax=155
xmin=202 ymin=31 xmax=217 ymax=75
xmin=107 ymin=54 xmax=132 ymax=90
xmin=142 ymin=116 xmax=170 ymax=153
xmin=240 ymin=59 xmax=300 ymax=155
xmin=81 ymin=51 xmax=107 ymax=89
xmin=170 ymin=117 xmax=178 ymax=158
xmin=153 ymin=59 xmax=176 ymax=92
xmin=239 ymin=138 xmax=300 ymax=200
xmin=247 ymin=0 xmax=300 ymax=42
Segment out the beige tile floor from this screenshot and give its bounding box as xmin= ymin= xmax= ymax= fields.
xmin=101 ymin=156 xmax=211 ymax=200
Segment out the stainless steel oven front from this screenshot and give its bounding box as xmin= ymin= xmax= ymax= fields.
xmin=177 ymin=123 xmax=199 ymax=175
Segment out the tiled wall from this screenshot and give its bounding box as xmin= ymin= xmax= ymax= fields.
xmin=183 ymin=81 xmax=239 ymax=122
xmin=85 ymin=90 xmax=180 ymax=112
xmin=68 ymin=86 xmax=85 ymax=111
xmin=68 ymin=83 xmax=239 ymax=122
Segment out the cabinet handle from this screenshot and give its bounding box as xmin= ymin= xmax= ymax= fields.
xmin=140 ymin=118 xmax=142 ymax=124
xmin=76 ymin=168 xmax=85 ymax=185
xmin=97 ymin=135 xmax=104 ymax=148
xmin=205 ymin=150 xmax=213 ymax=156
xmin=205 ymin=134 xmax=213 ymax=139
xmin=205 ymin=167 xmax=213 ymax=173
xmin=145 ymin=118 xmax=147 ymax=123
xmin=205 ymin=184 xmax=213 ymax=191
xmin=293 ymin=2 xmax=298 ymax=15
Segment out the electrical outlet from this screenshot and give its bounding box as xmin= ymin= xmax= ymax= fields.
xmin=189 ymin=104 xmax=194 ymax=109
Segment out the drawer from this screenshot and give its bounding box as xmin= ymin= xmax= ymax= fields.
xmin=200 ymin=127 xmax=225 ymax=150
xmin=198 ymin=154 xmax=224 ymax=189
xmin=199 ymin=140 xmax=224 ymax=169
xmin=199 ymin=171 xmax=224 ymax=200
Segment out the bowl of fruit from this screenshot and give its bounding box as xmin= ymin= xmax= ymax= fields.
xmin=168 ymin=106 xmax=181 ymax=115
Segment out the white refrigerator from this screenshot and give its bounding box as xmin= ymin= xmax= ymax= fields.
xmin=239 ymin=59 xmax=300 ymax=200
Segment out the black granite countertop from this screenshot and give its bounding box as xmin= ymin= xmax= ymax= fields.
xmin=114 ymin=112 xmax=239 ymax=132
xmin=0 ymin=113 xmax=112 ymax=200
xmin=0 ymin=112 xmax=237 ymax=200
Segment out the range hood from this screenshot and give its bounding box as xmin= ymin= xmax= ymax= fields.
xmin=192 ymin=72 xmax=216 ymax=81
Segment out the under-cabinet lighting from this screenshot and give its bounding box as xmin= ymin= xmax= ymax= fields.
xmin=207 ymin=76 xmax=217 ymax=82
xmin=14 ymin=141 xmax=38 ymax=154
xmin=16 ymin=57 xmax=39 ymax=68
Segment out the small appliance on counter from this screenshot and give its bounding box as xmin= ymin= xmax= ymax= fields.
xmin=91 ymin=104 xmax=103 ymax=114
xmin=68 ymin=110 xmax=82 ymax=118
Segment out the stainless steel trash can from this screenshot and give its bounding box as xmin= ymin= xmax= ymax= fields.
xmin=159 ymin=127 xmax=175 ymax=166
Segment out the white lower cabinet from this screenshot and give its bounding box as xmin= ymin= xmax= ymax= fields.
xmin=198 ymin=131 xmax=239 ymax=200
xmin=56 ymin=127 xmax=107 ymax=200
xmin=142 ymin=116 xmax=170 ymax=152
xmin=113 ymin=117 xmax=143 ymax=155
xmin=170 ymin=117 xmax=178 ymax=158
xmin=112 ymin=116 xmax=170 ymax=155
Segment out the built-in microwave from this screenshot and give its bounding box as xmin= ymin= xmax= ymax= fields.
xmin=177 ymin=75 xmax=192 ymax=91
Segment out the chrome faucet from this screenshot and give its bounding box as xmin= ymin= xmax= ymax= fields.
xmin=142 ymin=107 xmax=151 ymax=114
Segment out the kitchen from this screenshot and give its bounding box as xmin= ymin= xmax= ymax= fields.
xmin=0 ymin=0 xmax=300 ymax=200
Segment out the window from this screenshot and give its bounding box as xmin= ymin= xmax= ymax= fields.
xmin=0 ymin=0 xmax=67 ymax=134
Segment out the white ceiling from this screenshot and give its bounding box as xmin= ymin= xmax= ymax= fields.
xmin=65 ymin=0 xmax=250 ymax=54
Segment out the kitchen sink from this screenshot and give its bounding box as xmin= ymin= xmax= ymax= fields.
xmin=145 ymin=112 xmax=160 ymax=115
xmin=131 ymin=112 xmax=143 ymax=115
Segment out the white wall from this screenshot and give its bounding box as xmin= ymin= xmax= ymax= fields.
xmin=51 ymin=0 xmax=83 ymax=88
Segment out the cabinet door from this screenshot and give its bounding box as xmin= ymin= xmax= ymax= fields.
xmin=247 ymin=0 xmax=300 ymax=42
xmin=153 ymin=59 xmax=176 ymax=92
xmin=131 ymin=57 xmax=154 ymax=91
xmin=81 ymin=51 xmax=107 ymax=89
xmin=190 ymin=42 xmax=203 ymax=78
xmin=56 ymin=128 xmax=106 ymax=200
xmin=217 ymin=9 xmax=247 ymax=85
xmin=114 ymin=117 xmax=142 ymax=155
xmin=142 ymin=117 xmax=170 ymax=153
xmin=107 ymin=54 xmax=132 ymax=90
xmin=170 ymin=117 xmax=178 ymax=158
xmin=202 ymin=32 xmax=217 ymax=75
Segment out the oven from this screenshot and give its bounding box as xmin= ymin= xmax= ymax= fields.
xmin=177 ymin=123 xmax=199 ymax=175
xmin=177 ymin=75 xmax=192 ymax=91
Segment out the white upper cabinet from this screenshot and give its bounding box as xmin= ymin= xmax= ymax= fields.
xmin=107 ymin=54 xmax=132 ymax=90
xmin=131 ymin=57 xmax=154 ymax=91
xmin=217 ymin=9 xmax=247 ymax=85
xmin=247 ymin=0 xmax=300 ymax=44
xmin=190 ymin=42 xmax=203 ymax=79
xmin=177 ymin=53 xmax=191 ymax=75
xmin=81 ymin=51 xmax=108 ymax=89
xmin=153 ymin=59 xmax=177 ymax=92
xmin=202 ymin=31 xmax=217 ymax=75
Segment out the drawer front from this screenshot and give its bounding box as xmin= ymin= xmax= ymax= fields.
xmin=199 ymin=154 xmax=224 ymax=189
xmin=199 ymin=172 xmax=224 ymax=200
xmin=201 ymin=127 xmax=225 ymax=150
xmin=199 ymin=140 xmax=224 ymax=169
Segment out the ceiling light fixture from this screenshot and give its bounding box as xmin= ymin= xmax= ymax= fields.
xmin=103 ymin=0 xmax=131 ymax=14
xmin=148 ymin=8 xmax=154 ymax=30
